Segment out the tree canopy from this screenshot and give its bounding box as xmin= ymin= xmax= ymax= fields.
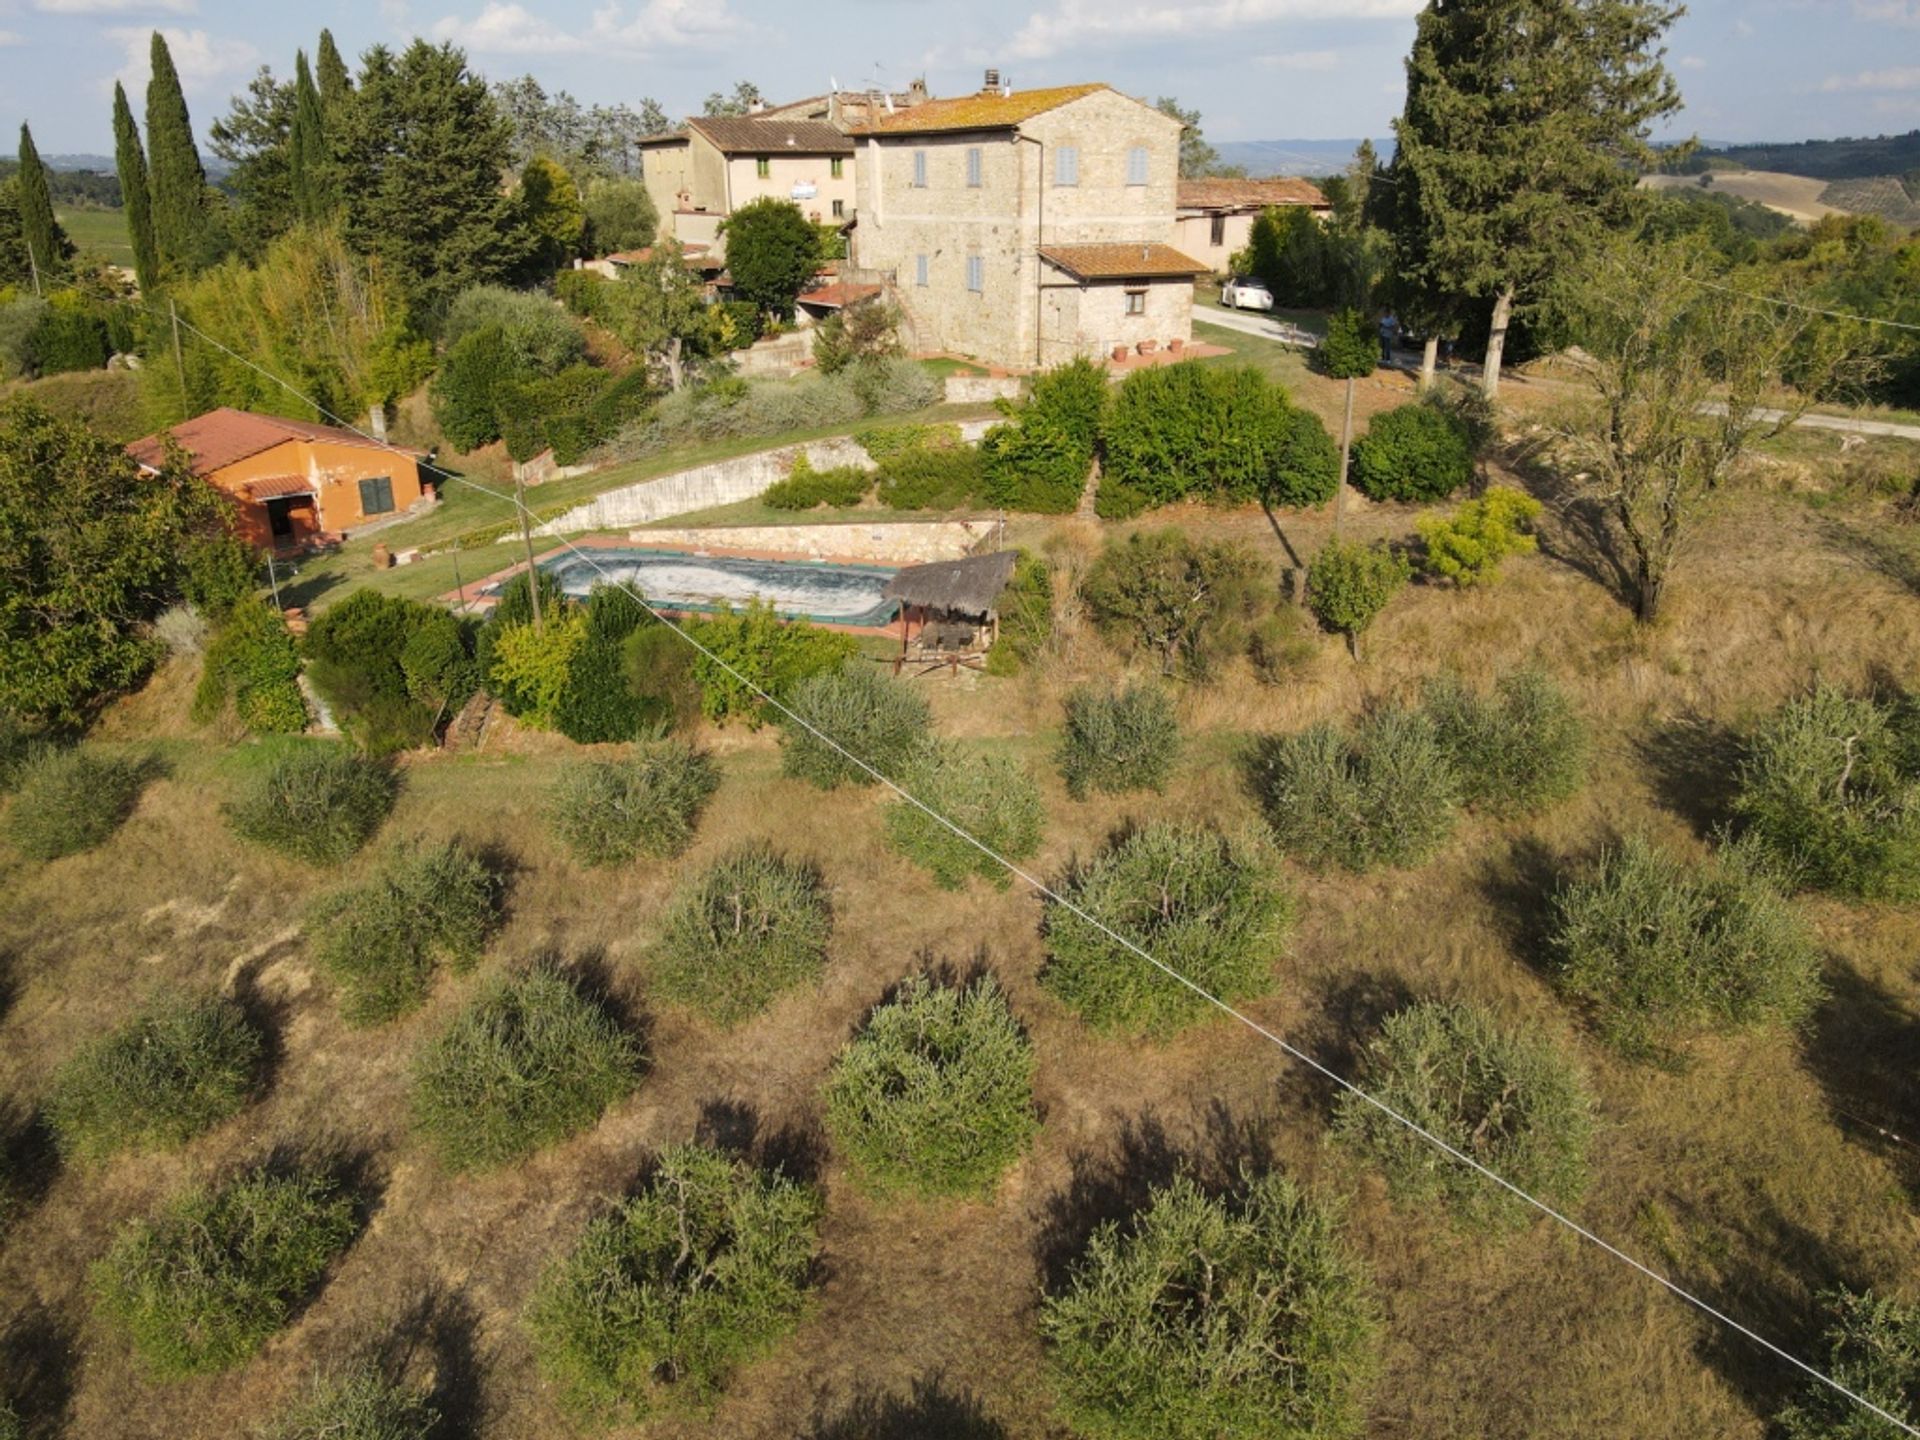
xmin=721 ymin=197 xmax=820 ymax=319
xmin=112 ymin=82 xmax=160 ymax=293
xmin=145 ymin=30 xmax=219 ymax=275
xmin=15 ymin=124 xmax=70 ymax=282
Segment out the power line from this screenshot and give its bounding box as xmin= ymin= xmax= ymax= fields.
xmin=1686 ymin=277 xmax=1920 ymax=334
xmin=147 ymin=302 xmax=1920 ymax=1439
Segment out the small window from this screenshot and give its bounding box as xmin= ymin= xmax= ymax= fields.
xmin=358 ymin=475 xmax=395 ymax=516
xmin=966 ymin=146 xmax=983 ymax=187
xmin=966 ymin=255 xmax=984 ymax=293
xmin=755 ymin=156 xmax=771 ymax=179
xmin=1054 ymin=145 xmax=1078 ymax=186
xmin=1125 ymin=289 xmax=1147 ymax=317
xmin=915 ymin=253 xmax=929 ymax=287
xmin=1210 ymin=214 xmax=1227 ymax=247
xmin=1127 ymin=145 xmax=1149 ymax=185
xmin=913 ymin=149 xmax=928 ymax=188
xmin=830 ymin=156 xmax=843 ymax=179
xmin=831 ymin=198 xmax=845 ymax=218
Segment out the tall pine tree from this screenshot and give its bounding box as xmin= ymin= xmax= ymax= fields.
xmin=289 ymin=51 xmax=333 ymax=222
xmin=316 ymin=29 xmax=353 ymax=117
xmin=145 ymin=30 xmax=214 ymax=274
xmin=1389 ymin=0 xmax=1682 ymax=398
xmin=112 ymin=83 xmax=160 ymax=294
xmin=15 ymin=123 xmax=70 ymax=285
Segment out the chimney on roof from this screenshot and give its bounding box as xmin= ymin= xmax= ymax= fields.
xmin=906 ymin=77 xmax=928 ymax=105
xmin=982 ymin=67 xmax=1000 ymax=92
xmin=748 ymin=99 xmax=766 ymax=114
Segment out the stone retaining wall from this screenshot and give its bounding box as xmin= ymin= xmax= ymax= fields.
xmin=945 ymin=374 xmax=1027 ymax=405
xmin=624 ymin=520 xmax=998 ymax=564
xmin=534 ymin=437 xmax=874 ymax=536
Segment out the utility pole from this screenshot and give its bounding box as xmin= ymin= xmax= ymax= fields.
xmin=451 ymin=539 xmax=465 ymax=612
xmin=266 ymin=551 xmax=283 ymax=611
xmin=25 ymin=239 xmax=41 ymax=299
xmin=515 ymin=469 xmax=544 ymax=633
xmin=1334 ymin=374 xmax=1355 ymax=538
xmin=169 ymin=299 xmax=188 ymax=421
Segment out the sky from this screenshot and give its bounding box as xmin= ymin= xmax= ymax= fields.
xmin=3 ymin=0 xmax=1920 ymax=160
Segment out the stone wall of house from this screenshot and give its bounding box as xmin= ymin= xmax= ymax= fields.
xmin=1042 ymin=276 xmax=1195 ymax=366
xmin=624 ymin=519 xmax=997 ymax=563
xmin=731 ymin=328 xmax=816 ymax=378
xmin=532 ymin=437 xmax=875 ymax=535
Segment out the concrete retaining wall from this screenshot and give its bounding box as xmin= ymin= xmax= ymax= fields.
xmin=625 ymin=520 xmax=997 ymax=564
xmin=945 ymin=374 xmax=1026 ymax=405
xmin=534 ymin=437 xmax=874 ymax=536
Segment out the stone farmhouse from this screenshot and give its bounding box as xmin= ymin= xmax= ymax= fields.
xmin=638 ymin=116 xmax=857 ymax=252
xmin=846 ymin=77 xmax=1206 ymax=369
xmin=1175 ymin=177 xmax=1331 ymax=274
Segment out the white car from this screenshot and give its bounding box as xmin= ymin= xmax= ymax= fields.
xmin=1220 ymin=276 xmax=1275 ymax=312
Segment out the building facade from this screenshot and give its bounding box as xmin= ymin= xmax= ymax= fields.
xmin=129 ymin=408 xmax=427 ymax=553
xmin=640 ymin=116 xmax=857 ymax=252
xmin=849 ymin=80 xmax=1200 ymax=368
xmin=1174 ymin=177 xmax=1332 ymax=275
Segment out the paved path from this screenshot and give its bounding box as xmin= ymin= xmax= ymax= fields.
xmin=1195 ymin=309 xmax=1320 ymax=348
xmin=1699 ymin=401 xmax=1920 ymax=443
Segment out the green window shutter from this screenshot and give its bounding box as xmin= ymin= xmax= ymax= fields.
xmin=358 ymin=475 xmax=394 ymax=515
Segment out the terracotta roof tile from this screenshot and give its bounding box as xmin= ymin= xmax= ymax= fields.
xmin=686 ymin=116 xmax=855 ymax=154
xmin=797 ymin=282 xmax=883 ymax=309
xmin=128 ymin=407 xmax=423 ymax=477
xmin=241 ymin=475 xmax=320 ymax=500
xmin=1038 ymin=243 xmax=1210 ymax=280
xmin=1177 ymin=177 xmax=1329 ymax=211
xmin=853 ymin=84 xmax=1109 ymax=135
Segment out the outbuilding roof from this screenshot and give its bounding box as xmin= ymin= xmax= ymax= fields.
xmin=852 ymin=83 xmax=1109 ymax=135
xmin=797 ymin=281 xmax=883 ymax=310
xmin=239 ymin=475 xmax=320 ymax=501
xmin=128 ymin=408 xmax=424 ymax=477
xmin=686 ymin=116 xmax=856 ymax=154
xmin=882 ymin=552 xmax=1019 ymax=615
xmin=1038 ymin=242 xmax=1210 ymax=280
xmin=1177 ymin=177 xmax=1330 ymax=212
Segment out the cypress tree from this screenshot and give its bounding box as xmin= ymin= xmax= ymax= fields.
xmin=112 ymin=82 xmax=160 ymax=293
xmin=145 ymin=30 xmax=212 ymax=273
xmin=0 ymin=183 xmax=27 ymax=288
xmin=15 ymin=123 xmax=70 ymax=284
xmin=316 ymin=30 xmax=353 ymax=117
xmin=289 ymin=51 xmax=331 ymax=222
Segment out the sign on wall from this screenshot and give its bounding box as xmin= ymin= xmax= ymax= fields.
xmin=790 ymin=181 xmax=818 ymax=200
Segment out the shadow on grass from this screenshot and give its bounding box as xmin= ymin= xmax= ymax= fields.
xmin=1818 ymin=513 xmax=1920 ymax=598
xmin=1476 ymin=832 xmax=1571 ymax=975
xmin=369 ymin=1286 xmax=487 ymax=1440
xmin=1508 ymin=451 xmax=1639 ymax=612
xmin=1805 ymin=962 xmax=1920 ymax=1190
xmin=0 ymin=1099 xmax=59 ymax=1226
xmin=0 ymin=1300 xmax=76 ymax=1440
xmin=1634 ymin=712 xmax=1746 ymax=840
xmin=694 ymin=1095 xmax=827 ymax=1187
xmin=801 ymin=1373 xmax=1006 ymax=1440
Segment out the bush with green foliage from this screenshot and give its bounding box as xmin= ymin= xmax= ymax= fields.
xmin=430 ymin=294 xmax=595 ymax=452
xmin=652 ymin=846 xmax=832 ymax=1025
xmin=722 ymin=197 xmax=821 ymax=319
xmin=30 ymin=291 xmax=112 ymax=376
xmin=875 ymin=445 xmax=986 ymax=509
xmin=686 ymin=602 xmax=858 ymax=725
xmin=410 ymin=966 xmax=641 ymax=1171
xmin=621 ymin=624 xmax=701 ymax=732
xmin=980 ymin=358 xmax=1108 ymax=514
xmin=0 ymin=1402 xmax=16 ymax=1440
xmin=779 ymin=664 xmax=931 ymax=789
xmin=710 ymin=299 xmax=763 ymax=350
xmin=5 ymin=745 xmax=147 ymax=860
xmin=1081 ymin=531 xmax=1269 ymax=679
xmin=1306 ymin=539 xmax=1409 ymax=654
xmin=257 ymin=1362 xmax=439 ymax=1440
xmin=305 ymin=590 xmax=467 ymax=753
xmin=307 ymin=842 xmax=500 ymax=1025
xmin=1041 ymin=823 xmax=1292 ymax=1037
xmin=489 ymin=610 xmax=587 ymax=731
xmin=812 ymin=298 xmax=904 ymax=376
xmin=985 ymin=550 xmax=1054 ymax=677
xmin=1351 ymin=402 xmax=1475 ymax=503
xmin=1550 ymin=833 xmax=1823 ymax=1057
xmin=763 ymin=453 xmax=872 ymax=511
xmin=193 ymin=600 xmax=307 ymax=735
xmin=1318 ymin=307 xmax=1379 ymax=380
xmin=91 ymin=1165 xmax=358 ymax=1376
xmin=1249 ymin=709 xmax=1461 ymax=872
xmin=548 ymin=740 xmax=719 ymax=867
xmin=824 ymin=974 xmax=1037 ymax=1198
xmin=1334 ymin=1000 xmax=1595 ymax=1228
xmin=478 ymin=568 xmax=566 ymax=715
xmin=554 ymin=585 xmax=654 ymax=744
xmin=1422 ymin=668 xmax=1588 ymax=817
xmin=1041 ymin=1172 xmax=1378 ymax=1440
xmin=442 ymin=285 xmax=588 ymax=367
xmin=526 ymin=1143 xmax=821 ymax=1423
xmin=1777 ymin=1288 xmax=1920 ymax=1440
xmin=45 ymin=991 xmax=259 ymax=1160
xmin=1058 ymin=683 xmax=1180 ymax=800
xmin=225 ymin=745 xmax=398 ymax=864
xmin=1416 ymin=485 xmax=1541 ymax=586
xmin=885 ymin=744 xmax=1044 ymax=891
xmin=855 ymin=421 xmax=962 ymax=462
xmin=1733 ymin=685 xmax=1920 ymax=901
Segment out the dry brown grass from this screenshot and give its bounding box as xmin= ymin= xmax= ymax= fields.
xmin=2 ymin=467 xmax=1919 ymax=1438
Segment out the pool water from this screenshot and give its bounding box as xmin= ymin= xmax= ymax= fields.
xmin=517 ymin=548 xmax=902 ymax=628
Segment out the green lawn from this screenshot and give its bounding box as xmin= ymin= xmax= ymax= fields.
xmin=1191 ymin=315 xmax=1320 ymax=391
xmin=917 ymin=357 xmax=988 ymax=379
xmin=56 ymin=206 xmax=134 ymax=266
xmin=1191 ymin=280 xmax=1330 ymax=339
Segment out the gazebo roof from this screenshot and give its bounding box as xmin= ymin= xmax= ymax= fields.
xmin=881 ymin=552 xmax=1018 ymax=614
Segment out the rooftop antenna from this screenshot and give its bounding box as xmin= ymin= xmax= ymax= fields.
xmin=830 ymin=74 xmax=840 ymax=94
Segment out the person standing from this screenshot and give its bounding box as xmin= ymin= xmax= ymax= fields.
xmin=1378 ymin=310 xmax=1399 ymax=365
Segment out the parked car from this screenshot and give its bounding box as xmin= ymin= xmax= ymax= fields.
xmin=1220 ymin=276 xmax=1275 ymax=312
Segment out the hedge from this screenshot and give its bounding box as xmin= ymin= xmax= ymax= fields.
xmin=1351 ymin=402 xmax=1474 ymax=503
xmin=763 ymin=454 xmax=871 ymax=511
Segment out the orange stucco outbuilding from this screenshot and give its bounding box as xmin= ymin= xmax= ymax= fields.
xmin=128 ymin=408 xmax=430 ymax=552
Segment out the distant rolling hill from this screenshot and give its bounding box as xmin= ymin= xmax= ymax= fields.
xmin=1213 ymin=137 xmax=1394 ymax=178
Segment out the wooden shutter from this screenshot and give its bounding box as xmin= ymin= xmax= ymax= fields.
xmin=358 ymin=476 xmax=394 ymax=516
xmin=967 ymin=147 xmax=983 ymax=187
xmin=913 ymin=150 xmax=927 ymax=188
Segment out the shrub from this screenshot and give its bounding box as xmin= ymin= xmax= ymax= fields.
xmin=526 ymin=1143 xmax=821 ymax=1423
xmin=1041 ymin=823 xmax=1292 ymax=1037
xmin=257 ymin=1362 xmax=439 ymax=1440
xmin=1249 ymin=709 xmax=1461 ymax=872
xmin=1777 ymin=1288 xmax=1920 ymax=1440
xmin=304 ymin=591 xmax=453 ymax=752
xmin=779 ymin=664 xmax=931 ymax=789
xmin=1734 ymin=686 xmax=1920 ymax=901
xmin=442 ymin=285 xmax=588 ymax=368
xmin=652 ymin=846 xmax=832 ymax=1025
xmin=885 ymin=745 xmax=1044 ymax=891
xmin=1351 ymin=402 xmax=1474 ymax=503
xmin=979 ymin=357 xmax=1107 ymax=514
xmin=488 ymin=610 xmax=587 ymax=731
xmin=876 ymin=445 xmax=986 ymax=509
xmin=0 ymin=1403 xmax=15 ymax=1440
xmin=1422 ymin=667 xmax=1589 ymax=817
xmin=1059 ymin=683 xmax=1180 ymax=800
xmin=621 ymin=623 xmax=701 ymax=732
xmin=548 ymin=740 xmax=719 ymax=867
xmin=686 ymin=602 xmax=858 ymax=726
xmin=307 ymin=842 xmax=501 ymax=1025
xmin=824 ymin=974 xmax=1038 ymax=1198
xmin=45 ymin=992 xmax=260 ymax=1160
xmin=5 ymin=746 xmax=147 ymax=860
xmin=194 ymin=600 xmax=308 ymax=735
xmin=1273 ymin=408 xmax=1342 ymax=509
xmin=855 ymin=421 xmax=961 ymax=462
xmin=1334 ymin=1000 xmax=1595 ymax=1228
xmin=1318 ymin=306 xmax=1378 ymax=380
xmin=554 ymin=585 xmax=653 ymax=745
xmin=399 ymin=612 xmax=479 ymax=727
xmin=91 ymin=1165 xmax=358 ymax=1377
xmin=723 ymin=196 xmax=823 ymax=319
xmin=1550 ymin=832 xmax=1823 ymax=1057
xmin=985 ymin=550 xmax=1054 ymax=677
xmin=1417 ymin=485 xmax=1541 ymax=586
xmin=1081 ymin=532 xmax=1269 ymax=679
xmin=1027 ymin=356 xmax=1109 ymax=452
xmin=763 ymin=453 xmax=871 ymax=511
xmin=1306 ymin=539 xmax=1409 ymax=655
xmin=1098 ymin=364 xmax=1298 ymax=515
xmin=226 ymin=745 xmax=398 ymax=864
xmin=410 ymin=966 xmax=641 ymax=1171
xmin=0 ymin=711 xmax=50 ymax=793
xmin=711 ymin=298 xmax=762 ymax=349
xmin=1040 ymin=1172 xmax=1378 ymax=1440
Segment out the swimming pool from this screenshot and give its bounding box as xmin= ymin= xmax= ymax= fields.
xmin=509 ymin=548 xmax=902 ymax=628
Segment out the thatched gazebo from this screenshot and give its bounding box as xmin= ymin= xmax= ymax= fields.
xmin=882 ymin=551 xmax=1018 ymax=672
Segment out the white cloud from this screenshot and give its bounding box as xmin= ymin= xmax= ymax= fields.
xmin=36 ymin=0 xmax=196 ymax=12
xmin=427 ymin=0 xmax=743 ymax=56
xmin=1853 ymin=1 xmax=1920 ymax=24
xmin=1820 ymin=64 xmax=1920 ymax=91
xmin=1010 ymin=0 xmax=1420 ymax=60
xmin=1256 ymin=49 xmax=1340 ymax=71
xmin=0 ymin=27 xmax=21 ymax=42
xmin=587 ymin=0 xmax=746 ymax=50
xmin=1733 ymin=17 xmax=1755 ymax=37
xmin=106 ymin=25 xmax=259 ymax=98
xmin=431 ymin=1 xmax=585 ymax=54
xmin=1678 ymin=54 xmax=1706 ymax=71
